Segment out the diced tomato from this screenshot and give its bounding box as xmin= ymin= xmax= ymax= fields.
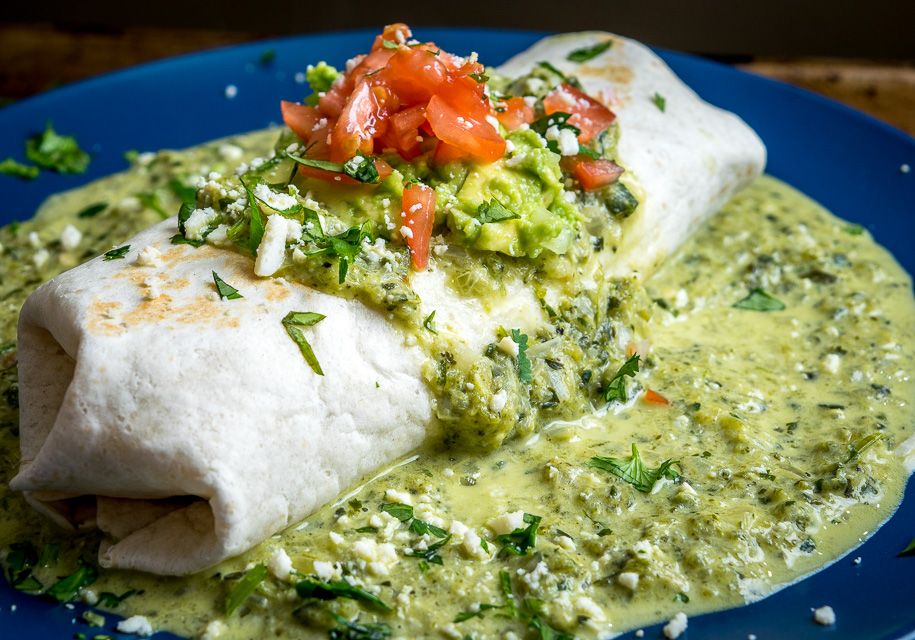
xmin=573 ymin=158 xmax=624 ymax=191
xmin=329 ymin=81 xmax=385 ymax=162
xmin=402 ymin=182 xmax=436 ymax=270
xmin=384 ymin=46 xmax=450 ymax=106
xmin=389 ymin=105 xmax=428 ymax=157
xmin=543 ymin=83 xmax=616 ymax=143
xmin=643 ymin=389 xmax=671 ymax=406
xmin=426 ymin=79 xmax=505 ymax=162
xmin=281 ymin=101 xmax=321 ymax=142
xmin=495 ymin=96 xmax=534 ymax=131
xmin=372 ymin=23 xmax=412 ymax=51
xmin=297 ymin=158 xmax=393 ymax=184
xmin=433 ymin=140 xmax=469 ymax=164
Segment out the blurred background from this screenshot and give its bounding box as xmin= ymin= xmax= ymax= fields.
xmin=2 ymin=0 xmax=913 ymax=133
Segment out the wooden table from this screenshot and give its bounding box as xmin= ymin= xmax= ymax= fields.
xmin=2 ymin=24 xmax=914 ymax=136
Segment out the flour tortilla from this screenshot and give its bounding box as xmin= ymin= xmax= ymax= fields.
xmin=11 ymin=32 xmax=765 ymax=575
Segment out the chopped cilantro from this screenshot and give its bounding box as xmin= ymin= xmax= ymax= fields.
xmin=603 ymin=353 xmax=639 ymax=403
xmin=380 ymin=503 xmax=414 ymax=522
xmin=476 ymin=199 xmax=520 ymax=224
xmin=286 ymin=151 xmax=380 ymax=184
xmin=469 ymin=71 xmax=489 ymax=84
xmin=281 ymin=311 xmax=326 ymax=375
xmin=900 ymin=537 xmax=915 ymax=556
xmin=46 ymin=560 xmax=99 ymax=603
xmin=296 ymin=576 xmax=392 ymax=611
xmin=652 ymin=92 xmax=667 ymax=112
xmin=169 ymin=179 xmax=198 ymax=205
xmin=587 ymin=443 xmax=680 ymax=493
xmin=509 ymin=328 xmax=533 ymax=384
xmin=240 ymin=179 xmax=265 ymax=254
xmin=225 ymin=563 xmax=267 ymax=615
xmin=328 ymin=612 xmax=392 ymax=640
xmin=406 ymin=534 xmax=452 ymax=566
xmin=38 ymin=542 xmax=60 ymax=567
xmin=846 ymin=433 xmax=883 ymax=463
xmin=300 ymin=210 xmax=374 ymax=284
xmin=381 ymin=39 xmax=399 ymax=49
xmin=674 ymin=592 xmax=690 ymax=603
xmin=495 ymin=513 xmax=541 ymax=556
xmin=96 ymin=589 xmax=136 ymax=608
xmin=136 ymin=191 xmax=170 ymax=219
xmin=25 ymin=121 xmax=90 ymax=174
xmin=733 ymin=288 xmax=786 ymax=311
xmin=259 ymin=49 xmax=277 ymax=65
xmin=409 ymin=519 xmax=447 ymax=538
xmin=103 ymin=245 xmax=130 ymax=261
xmin=567 ymin=40 xmax=613 ymax=62
xmin=423 ymin=310 xmax=439 ymax=335
xmin=77 ymin=202 xmax=108 ymax=218
xmin=0 ymin=157 xmax=39 ymax=180
xmin=530 ymin=111 xmax=581 ymax=138
xmin=843 ymin=223 xmax=865 ymax=235
xmin=5 ymin=541 xmax=42 ymax=592
xmin=212 ymin=271 xmax=243 ymax=300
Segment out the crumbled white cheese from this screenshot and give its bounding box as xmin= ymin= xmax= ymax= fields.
xmin=497 ymin=336 xmax=519 ymax=356
xmin=545 ymin=125 xmax=580 ymax=156
xmin=117 ymin=614 xmax=154 ymax=636
xmin=490 ymin=390 xmax=508 ymax=413
xmin=813 ymin=605 xmax=836 ymax=625
xmin=200 ymin=619 xmax=225 ymax=640
xmin=27 ymin=231 xmax=41 ymax=248
xmin=329 ymin=531 xmax=345 ymax=546
xmin=253 ymin=183 xmax=298 ymax=211
xmin=400 ymin=225 xmax=414 ymax=239
xmin=618 ymin=572 xmax=639 ymax=590
xmin=32 ymin=249 xmax=50 ymax=269
xmin=663 ymin=612 xmax=688 ymax=639
xmin=449 ymin=520 xmax=469 ymax=540
xmin=79 ymin=589 xmax=99 ymax=606
xmin=254 ymin=214 xmax=291 ymax=277
xmin=59 ymin=224 xmax=82 ymax=251
xmin=351 ymin=538 xmax=399 ymax=576
xmin=136 ymin=245 xmax=163 ymax=267
xmin=385 ymin=489 xmax=413 ymax=506
xmin=268 ymin=547 xmax=293 ymax=581
xmin=312 ymin=560 xmax=342 ymax=581
xmin=185 ymin=207 xmax=219 ymax=241
xmin=574 ymin=596 xmax=605 ymax=622
xmin=557 ymin=535 xmax=575 ymax=551
xmin=461 ymin=528 xmax=490 ymax=560
xmin=486 ymin=511 xmax=525 ymax=536
xmin=823 ymin=353 xmax=841 ymax=374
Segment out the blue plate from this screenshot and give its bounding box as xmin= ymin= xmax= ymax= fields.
xmin=2 ymin=27 xmax=914 ymax=640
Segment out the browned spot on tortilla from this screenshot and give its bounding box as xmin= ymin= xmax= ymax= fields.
xmin=581 ymin=62 xmax=634 ymax=88
xmin=86 ymin=301 xmax=127 ymax=336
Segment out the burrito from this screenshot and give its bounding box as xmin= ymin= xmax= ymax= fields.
xmin=11 ymin=26 xmax=765 ymax=575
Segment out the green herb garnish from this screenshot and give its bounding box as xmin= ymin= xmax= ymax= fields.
xmin=846 ymin=433 xmax=883 ymax=463
xmin=240 ymin=179 xmax=265 ymax=254
xmin=406 ymin=534 xmax=452 ymax=566
xmin=259 ymin=49 xmax=277 ymax=65
xmin=38 ymin=542 xmax=60 ymax=567
xmin=5 ymin=541 xmax=42 ymax=592
xmin=423 ymin=310 xmax=438 ymax=335
xmin=674 ymin=592 xmax=690 ymax=603
xmin=381 ymin=39 xmax=399 ymax=49
xmin=225 ymin=563 xmax=267 ymax=615
xmin=469 ymin=71 xmax=489 ymax=84
xmin=843 ymin=223 xmax=865 ymax=235
xmin=328 ymin=612 xmax=392 ymax=640
xmin=409 ymin=519 xmax=447 ymax=538
xmin=77 ymin=202 xmax=108 ymax=218
xmin=212 ymin=271 xmax=243 ymax=300
xmin=103 ymin=245 xmax=130 ymax=261
xmin=733 ymin=288 xmax=786 ymax=311
xmin=300 ymin=211 xmax=374 ymax=284
xmin=169 ymin=179 xmax=198 ymax=205
xmin=136 ymin=191 xmax=170 ymax=219
xmin=476 ymin=199 xmax=520 ymax=224
xmin=0 ymin=157 xmax=39 ymax=180
xmin=380 ymin=502 xmax=414 ymax=522
xmin=567 ymin=40 xmax=612 ymax=62
xmin=281 ymin=311 xmax=326 ymax=375
xmin=495 ymin=513 xmax=541 ymax=556
xmin=510 ymin=328 xmax=533 ymax=384
xmin=96 ymin=589 xmax=136 ymax=608
xmin=652 ymin=92 xmax=667 ymax=112
xmin=587 ymin=443 xmax=680 ymax=493
xmin=286 ymin=151 xmax=381 ymax=184
xmin=46 ymin=560 xmax=99 ymax=603
xmin=900 ymin=537 xmax=915 ymax=556
xmin=296 ymin=576 xmax=392 ymax=611
xmin=25 ymin=121 xmax=90 ymax=174
xmin=603 ymin=353 xmax=639 ymax=403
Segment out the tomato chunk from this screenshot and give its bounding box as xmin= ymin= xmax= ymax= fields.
xmin=426 ymin=86 xmax=505 ymax=162
xmin=384 ymin=46 xmax=450 ymax=106
xmin=401 ymin=182 xmax=436 ymax=269
xmin=643 ymin=389 xmax=671 ymax=406
xmin=573 ymin=158 xmax=624 ymax=191
xmin=330 ymin=81 xmax=385 ymax=162
xmin=495 ymin=96 xmax=534 ymax=131
xmin=543 ymin=83 xmax=616 ymax=143
xmin=281 ymin=101 xmax=321 ymax=142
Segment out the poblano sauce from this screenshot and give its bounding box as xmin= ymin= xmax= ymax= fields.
xmin=0 ymin=129 xmax=913 ymax=640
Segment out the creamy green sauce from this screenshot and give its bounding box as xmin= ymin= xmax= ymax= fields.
xmin=1 ymin=131 xmax=913 ymax=640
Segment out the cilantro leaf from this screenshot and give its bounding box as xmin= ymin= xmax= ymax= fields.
xmin=136 ymin=191 xmax=170 ymax=219
xmin=5 ymin=542 xmax=42 ymax=592
xmin=38 ymin=543 xmax=60 ymax=568
xmin=25 ymin=121 xmax=90 ymax=174
xmin=603 ymin=353 xmax=639 ymax=403
xmin=240 ymin=179 xmax=265 ymax=254
xmin=495 ymin=513 xmax=541 ymax=557
xmin=380 ymin=503 xmax=414 ymax=522
xmin=567 ymin=40 xmax=613 ymax=62
xmin=212 ymin=271 xmax=243 ymax=300
xmin=469 ymin=71 xmax=489 ymax=84
xmin=77 ymin=202 xmax=107 ymax=218
xmin=733 ymin=288 xmax=786 ymax=311
xmin=301 ymin=214 xmax=374 ymax=284
xmin=281 ymin=311 xmax=326 ymax=375
xmin=286 ymin=152 xmax=380 ymax=184
xmin=529 ymin=112 xmax=581 ymax=139
xmin=225 ymin=563 xmax=267 ymax=615
xmin=381 ymin=39 xmax=399 ymax=49
xmin=0 ymin=157 xmax=39 ymax=180
xmin=843 ymin=223 xmax=865 ymax=235
xmin=423 ymin=310 xmax=439 ymax=335
xmin=169 ymin=179 xmax=198 ymax=205
xmin=587 ymin=443 xmax=680 ymax=493
xmin=46 ymin=560 xmax=99 ymax=603
xmin=405 ymin=534 xmax=452 ymax=566
xmin=652 ymin=92 xmax=667 ymax=112
xmin=103 ymin=245 xmax=130 ymax=261
xmin=508 ymin=328 xmax=534 ymax=384
xmin=409 ymin=519 xmax=447 ymax=538
xmin=328 ymin=612 xmax=392 ymax=640
xmin=536 ymin=61 xmax=574 ymax=86
xmin=476 ymin=199 xmax=520 ymax=224
xmin=900 ymin=537 xmax=915 ymax=557
xmin=296 ymin=576 xmax=392 ymax=611
xmin=846 ymin=433 xmax=883 ymax=463
xmin=96 ymin=589 xmax=136 ymax=608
